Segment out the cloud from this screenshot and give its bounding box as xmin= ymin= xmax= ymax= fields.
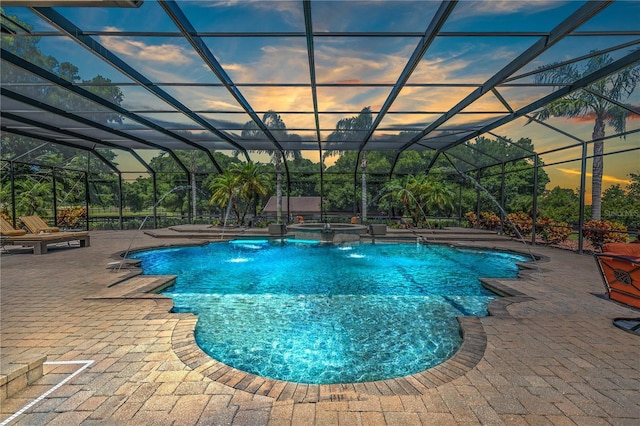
xmin=567 ymin=110 xmax=640 ymax=122
xmin=99 ymin=28 xmax=193 ymax=65
xmin=462 ymin=0 xmax=561 ymax=15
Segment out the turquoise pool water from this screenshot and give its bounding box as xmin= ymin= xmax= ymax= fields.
xmin=131 ymin=241 xmax=528 ymax=384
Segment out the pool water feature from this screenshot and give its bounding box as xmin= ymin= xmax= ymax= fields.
xmin=131 ymin=241 xmax=528 ymax=384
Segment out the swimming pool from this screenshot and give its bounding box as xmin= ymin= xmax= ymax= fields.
xmin=131 ymin=241 xmax=528 ymax=384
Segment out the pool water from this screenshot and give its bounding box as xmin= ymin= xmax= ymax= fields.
xmin=131 ymin=241 xmax=528 ymax=384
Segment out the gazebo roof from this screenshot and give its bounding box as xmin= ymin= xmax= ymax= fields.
xmin=263 ymin=196 xmax=321 ymax=215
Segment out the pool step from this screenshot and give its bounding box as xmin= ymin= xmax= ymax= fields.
xmin=0 ymin=355 xmax=46 ymax=403
xmin=85 ymin=275 xmax=177 ymax=300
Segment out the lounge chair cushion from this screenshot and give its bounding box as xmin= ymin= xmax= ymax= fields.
xmin=19 ymin=215 xmax=60 ymax=233
xmin=0 ymin=217 xmax=27 ymax=236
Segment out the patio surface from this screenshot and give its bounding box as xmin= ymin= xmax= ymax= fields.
xmin=1 ymin=228 xmax=639 ymax=425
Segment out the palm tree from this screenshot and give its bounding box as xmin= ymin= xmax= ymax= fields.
xmin=531 ymin=52 xmax=640 ymax=219
xmin=380 ymin=175 xmax=422 ymax=224
xmin=209 ymin=170 xmax=241 ymax=224
xmin=424 ymin=180 xmax=455 ymax=217
xmin=235 ymin=162 xmax=269 ymax=225
xmin=209 ymin=162 xmax=269 ymax=225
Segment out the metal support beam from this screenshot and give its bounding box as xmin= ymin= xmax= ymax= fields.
xmin=0 ymin=111 xmax=160 ymax=176
xmin=10 ymin=161 xmax=16 ymax=226
xmin=500 ymin=162 xmax=506 ymax=232
xmin=531 ymin=155 xmax=539 ymax=244
xmin=1 ymin=87 xmax=165 ymax=174
xmin=0 ymin=50 xmax=220 ymax=173
xmin=303 ymin=0 xmax=325 ymax=220
xmin=152 ymin=172 xmax=158 ymax=229
xmin=52 ymin=167 xmax=57 ymax=226
xmin=84 ymin=168 xmax=90 ymax=231
xmin=1 ymin=126 xmax=122 ymax=174
xmin=358 ymin=1 xmax=458 ymax=153
xmin=159 ymin=0 xmax=285 ymax=154
xmin=441 ymin=47 xmax=640 ymax=152
xmin=398 ymin=0 xmax=613 ymax=152
xmin=29 ymin=7 xmax=248 ymax=163
xmin=578 ymin=142 xmax=588 ymax=254
xmin=118 ymin=173 xmax=123 ymax=230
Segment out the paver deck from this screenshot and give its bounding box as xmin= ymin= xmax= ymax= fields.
xmin=1 ymin=228 xmax=639 ymax=425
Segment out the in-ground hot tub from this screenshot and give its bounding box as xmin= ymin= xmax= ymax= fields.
xmin=287 ymin=223 xmax=367 ymax=242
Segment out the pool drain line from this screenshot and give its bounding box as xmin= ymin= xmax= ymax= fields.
xmin=1 ymin=360 xmax=94 ymax=426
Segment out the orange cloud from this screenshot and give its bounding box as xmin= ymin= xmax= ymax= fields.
xmin=556 ymin=168 xmax=631 ymax=185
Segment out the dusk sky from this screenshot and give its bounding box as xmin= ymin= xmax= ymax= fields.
xmin=2 ymin=1 xmax=639 ymax=195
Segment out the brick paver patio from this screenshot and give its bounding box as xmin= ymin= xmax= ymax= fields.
xmin=1 ymin=229 xmax=639 ymax=425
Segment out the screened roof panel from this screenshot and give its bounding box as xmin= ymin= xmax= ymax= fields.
xmin=493 ymin=86 xmax=557 ymax=111
xmin=316 ymin=87 xmax=390 ymax=113
xmin=1 ymin=7 xmax=61 ymax=33
xmin=458 ymin=92 xmax=511 ymax=113
xmin=442 ymin=113 xmax=506 ymax=131
xmin=370 ymin=130 xmax=418 ymax=145
xmin=438 ymin=1 xmax=585 ymax=33
xmin=280 ymin=141 xmax=319 ymax=151
xmin=513 ymin=38 xmax=640 ymax=84
xmin=53 ymin=1 xmax=177 ymax=32
xmin=376 ymin=114 xmax=439 ymax=130
xmin=202 ymin=37 xmax=311 ymax=85
xmin=1 ymin=0 xmax=638 ymax=173
xmin=310 ymin=1 xmax=438 ymax=33
xmin=199 ymin=112 xmax=260 ymax=130
xmin=179 ymin=0 xmax=305 ymax=33
xmin=132 ymin=112 xmax=208 ymax=130
xmin=387 ymin=86 xmax=478 ymax=113
xmin=239 ymin=86 xmax=315 ymax=114
xmin=95 ymin=35 xmax=224 ymax=85
xmin=318 ymin=112 xmax=380 ymax=133
xmin=268 ymin=114 xmax=316 ymax=132
xmin=313 ymin=37 xmax=419 ymax=84
xmin=574 ymin=0 xmax=640 ymax=32
xmin=489 ymin=117 xmax=584 ymax=154
xmin=116 ymin=85 xmax=180 ymax=111
xmin=416 ymin=132 xmax=470 ymax=150
xmin=407 ymin=36 xmax=541 ymax=85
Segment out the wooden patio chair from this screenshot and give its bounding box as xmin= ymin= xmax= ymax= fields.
xmin=19 ymin=215 xmax=60 ymax=234
xmin=594 ymin=242 xmax=640 ymax=309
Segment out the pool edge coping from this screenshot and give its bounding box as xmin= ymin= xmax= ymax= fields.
xmin=110 ymin=240 xmax=549 ymax=401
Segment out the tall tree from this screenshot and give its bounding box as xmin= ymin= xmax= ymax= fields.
xmin=241 ymin=111 xmax=300 ymax=223
xmin=325 ymin=107 xmax=373 ymax=219
xmin=530 ymin=53 xmax=640 ymax=219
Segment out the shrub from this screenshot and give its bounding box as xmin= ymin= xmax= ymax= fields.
xmin=537 ymin=217 xmax=571 ymax=244
xmin=57 ymin=206 xmax=87 ymax=229
xmin=1 ymin=206 xmax=11 ymax=222
xmin=479 ymin=211 xmax=501 ymax=231
xmin=582 ymin=219 xmax=628 ymax=249
xmin=504 ymin=211 xmax=533 ymax=238
xmin=464 ymin=211 xmax=478 ymax=228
